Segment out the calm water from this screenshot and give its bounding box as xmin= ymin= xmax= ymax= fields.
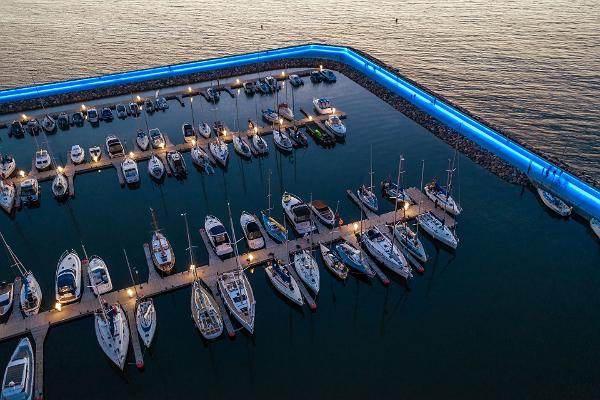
xmin=0 ymin=0 xmax=599 ymax=181
xmin=0 ymin=71 xmax=599 ymax=399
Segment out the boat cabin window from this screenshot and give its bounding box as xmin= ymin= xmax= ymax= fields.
xmin=292 ymin=205 xmax=311 ymax=222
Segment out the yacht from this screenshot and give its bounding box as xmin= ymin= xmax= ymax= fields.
xmin=40 ymin=114 xmax=56 ymax=132
xmin=26 ymin=119 xmax=40 ymax=135
xmin=313 ymin=98 xmax=333 ymax=114
xmin=182 ymin=123 xmax=196 ymax=143
xmin=156 ymin=97 xmax=169 ymax=110
xmin=136 ymin=130 xmax=150 ymax=151
xmin=288 ymin=74 xmax=304 ymax=87
xmin=116 ymin=103 xmax=128 ymax=118
xmin=251 ymin=134 xmax=269 ymax=154
xmin=88 ymin=256 xmax=113 ymax=295
xmin=149 ymin=208 xmax=176 ymax=273
xmin=19 ymin=178 xmax=39 ymax=206
xmin=273 ymin=129 xmax=293 ymax=152
xmin=266 ymin=258 xmax=303 ymax=306
xmin=1 ymin=338 xmax=34 ymax=400
xmin=309 ymin=200 xmax=335 ymax=227
xmin=55 ymin=250 xmax=82 ymax=304
xmin=205 ymin=215 xmax=233 ymax=256
xmin=198 ymin=122 xmax=211 ymax=139
xmin=206 ymin=87 xmax=220 ymax=103
xmin=190 ymin=145 xmax=214 ymax=173
xmin=136 ymin=298 xmax=156 ymax=348
xmin=324 ymin=115 xmax=346 ymax=138
xmin=424 ymin=180 xmax=462 ymax=216
xmin=278 ymin=103 xmax=294 ymax=121
xmin=310 ymin=70 xmax=323 ymax=83
xmin=209 ymin=138 xmax=229 ymax=167
xmin=262 ymin=108 xmax=278 ymax=123
xmin=392 ymin=222 xmax=428 ymax=263
xmin=149 ymin=128 xmax=166 ymax=149
xmin=256 ymin=80 xmax=270 ymax=94
xmin=264 ymin=76 xmax=278 ymax=92
xmin=144 ymin=98 xmax=155 ymax=113
xmin=89 ymin=146 xmax=102 ymax=162
xmin=319 ymin=243 xmax=348 ymax=280
xmin=87 ymin=108 xmax=99 ymax=124
xmin=0 ymin=281 xmax=13 ymax=317
xmin=233 ymin=135 xmax=252 ymax=158
xmin=243 ymin=81 xmax=256 ymax=95
xmin=335 ymin=241 xmax=375 ymax=277
xmin=357 ymin=185 xmax=378 ymax=212
xmin=217 ymin=269 xmax=255 ymax=333
xmin=57 ymin=112 xmax=69 ymax=129
xmin=148 ymin=153 xmax=165 ymax=180
xmin=191 ymin=281 xmax=223 ymax=340
xmin=10 ymin=121 xmax=24 ymax=137
xmin=591 ymin=218 xmax=600 ymax=240
xmin=0 ymin=154 xmax=16 ymax=179
xmin=0 ymin=180 xmax=16 ymax=214
xmin=381 ymin=176 xmax=412 ymax=204
xmin=361 ymin=227 xmax=412 ymax=279
xmin=34 ymin=149 xmax=51 ymax=171
xmin=94 ymin=301 xmax=129 ymax=370
xmin=240 ymin=212 xmax=265 ymax=250
xmin=416 ymin=211 xmax=459 ymax=249
xmin=105 ymin=135 xmax=124 ymax=158
xmin=121 ymin=157 xmax=140 ymax=184
xmin=70 ymin=145 xmax=85 ymax=164
xmin=51 ymin=173 xmax=69 ymax=199
xmin=320 ymin=69 xmax=337 ymax=82
xmin=293 ymin=249 xmax=320 ymax=294
xmin=166 ymin=150 xmax=187 ymax=178
xmin=282 ymin=192 xmax=315 ymax=234
xmin=128 ymin=102 xmax=140 ymax=116
xmin=100 ymin=107 xmax=114 ymax=121
xmin=536 ymin=187 xmax=572 ymax=217
xmin=71 ymin=112 xmax=84 ymax=126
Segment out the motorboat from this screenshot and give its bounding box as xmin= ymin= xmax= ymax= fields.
xmin=0 ymin=281 xmax=13 ymax=317
xmin=206 ymin=87 xmax=220 ymax=102
xmin=381 ymin=176 xmax=412 ymax=204
xmin=34 ymin=149 xmax=51 ymax=171
xmin=288 ymin=74 xmax=304 ymax=87
xmin=282 ymin=192 xmax=315 ymax=234
xmin=361 ymin=227 xmax=412 ymax=279
xmin=25 ymin=119 xmax=40 ymax=135
xmin=319 ymin=243 xmax=348 ymax=280
xmin=262 ymin=108 xmax=279 ymax=123
xmin=209 ymin=138 xmax=228 ymax=167
xmin=278 ymin=103 xmax=294 ymax=121
xmin=243 ymin=81 xmax=256 ymax=95
xmin=136 ymin=129 xmax=150 ymax=151
xmin=10 ymin=121 xmax=24 ymax=137
xmin=287 ymin=127 xmax=308 ymax=147
xmin=324 ymin=115 xmax=346 ymax=138
xmin=148 ymin=153 xmax=165 ymax=180
xmin=105 ymin=135 xmax=124 ymax=158
xmin=273 ymin=129 xmax=293 ymax=152
xmin=40 ymin=114 xmax=56 ymax=132
xmin=136 ymin=298 xmax=156 ymax=348
xmin=0 ymin=154 xmax=15 ymax=178
xmin=149 ymin=208 xmax=176 ymax=273
xmin=94 ymin=302 xmax=129 ymax=370
xmin=52 ymin=173 xmax=69 ymax=199
xmin=87 ymin=108 xmax=99 ymax=124
xmin=305 ymin=121 xmax=335 ymax=145
xmin=233 ymin=135 xmax=252 ymax=158
xmin=144 ymin=98 xmax=155 ymax=113
xmin=416 ymin=211 xmax=458 ymax=249
xmin=88 ymin=256 xmax=113 ymax=295
xmin=70 ymin=144 xmax=85 ymax=164
xmin=190 ymin=145 xmax=214 ymax=174
xmin=166 ymin=150 xmax=187 ymax=178
xmin=72 ymin=112 xmax=84 ymax=126
xmin=309 ymin=200 xmax=335 ymax=227
xmin=537 ymin=187 xmax=572 ymax=217
xmin=424 ymin=180 xmax=462 ymax=216
xmin=198 ymin=122 xmax=211 ymax=138
xmin=0 ymin=180 xmax=16 ymax=214
xmin=55 ymin=250 xmax=82 ymax=304
xmin=217 ymin=269 xmax=255 ymax=333
xmin=191 ymin=280 xmax=223 ymax=340
xmin=310 ymin=70 xmax=323 ymax=83
xmin=591 ymin=218 xmax=600 ymax=240
xmin=116 ymin=103 xmax=128 ymax=118
xmin=128 ymin=102 xmax=140 ymax=115
xmin=261 ymin=211 xmax=287 ymax=243
xmin=335 ymin=241 xmax=375 ymax=276
xmin=313 ymin=98 xmax=333 ymax=114
xmin=392 ymin=222 xmax=428 ymax=264
xmin=100 ymin=107 xmax=114 ymax=121
xmin=149 ymin=128 xmax=166 ymax=149
xmin=251 ymin=134 xmax=269 ymax=154
xmin=57 ymin=112 xmax=69 ymax=129
xmin=255 ymin=80 xmax=270 ymax=94
xmin=264 ymin=76 xmax=278 ymax=92
xmin=121 ymin=157 xmax=140 ymax=184
xmin=19 ymin=179 xmax=39 ymax=206
xmin=182 ymin=122 xmax=196 ymax=143
xmin=293 ymin=249 xmax=320 ymax=294
xmin=213 ymin=121 xmax=226 ymax=136
xmin=320 ymin=69 xmax=337 ymax=82
xmin=89 ymin=146 xmax=102 ymax=162
xmin=266 ymin=258 xmax=303 ymax=306
xmin=205 ymin=215 xmax=233 ymax=256
xmin=357 ymin=185 xmax=378 ymax=212
xmin=1 ymin=338 xmax=34 ymax=400
xmin=240 ymin=212 xmax=265 ymax=250
xmin=156 ymin=97 xmax=169 ymax=110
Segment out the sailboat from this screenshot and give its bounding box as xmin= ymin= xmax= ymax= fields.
xmin=424 ymin=156 xmax=462 ymax=216
xmin=149 ymin=208 xmax=176 ymax=273
xmin=94 ymin=299 xmax=129 ymax=370
xmin=536 ymin=187 xmax=572 ymax=217
xmin=217 ymin=202 xmax=256 ymax=334
xmin=591 ymin=218 xmax=600 ymax=240
xmin=0 ymin=180 xmax=16 ymax=214
xmin=148 ymin=153 xmax=165 ymax=180
xmin=381 ymin=156 xmax=412 ymax=205
xmin=261 ymin=170 xmax=288 ymax=243
xmin=335 ymin=241 xmax=375 ymax=277
xmin=1 ymin=337 xmax=34 ymax=400
xmin=293 ymin=200 xmax=320 ymax=293
xmin=0 ymin=154 xmax=16 ymax=179
xmin=357 ymin=147 xmax=378 ymax=212
xmin=209 ymin=137 xmax=229 ymax=167
xmin=265 ymin=258 xmax=303 ymax=306
xmin=52 ymin=172 xmax=69 ymax=199
xmin=191 ymin=144 xmax=214 ymax=173
xmin=361 ymin=226 xmax=412 ymax=279
xmin=0 ymin=281 xmax=14 ymax=317
xmin=233 ymin=135 xmax=252 ymax=158
xmin=136 ymin=298 xmax=156 ymax=348
xmin=319 ymin=243 xmax=348 ymax=280
xmin=392 ymin=222 xmax=428 ymax=264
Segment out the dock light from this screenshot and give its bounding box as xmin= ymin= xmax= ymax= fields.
xmin=129 ymin=151 xmax=134 ymax=158
xmin=353 ymin=222 xmax=359 ymax=232
xmin=223 ymin=129 xmax=227 ymax=136
xmin=403 ymin=202 xmax=410 ymax=211
xmin=248 ymin=253 xmax=254 ymax=262
xmin=81 ymin=104 xmax=86 ymax=111
xmin=236 ymin=79 xmax=240 ymax=84
xmin=189 ymin=264 xmax=196 ymax=271
xmin=18 ymin=170 xmax=25 ymax=177
xmin=54 ymin=302 xmax=62 ymax=312
xmin=279 ymin=118 xmax=283 ymax=125
xmin=308 ymin=116 xmax=313 ymax=121
xmin=188 ymin=86 xmax=192 ymax=93
xmin=21 ymin=114 xmax=27 ymax=121
xmin=332 ymin=108 xmax=336 ymax=114
xmin=136 ymin=95 xmax=141 ymax=101
xmin=191 ymin=138 xmax=196 ymax=146
xmin=57 ymin=166 xmax=63 ymax=173
xmin=254 ymin=127 xmax=258 ymax=134
xmin=281 ymin=71 xmax=285 ymax=77
xmin=319 ymin=65 xmax=323 ymax=71
xmin=127 ymin=288 xmax=134 ymax=298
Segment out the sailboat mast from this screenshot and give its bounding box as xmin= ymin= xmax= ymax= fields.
xmin=369 ymin=145 xmax=374 ymax=191
xmin=416 ymin=160 xmax=425 ymax=235
xmin=390 ymin=154 xmax=402 ymax=254
xmin=227 ymin=202 xmax=241 ymax=270
xmin=267 ymin=170 xmax=272 ymax=217
xmin=0 ymin=231 xmax=28 ymax=277
xmin=123 ymin=248 xmax=138 ymax=297
xmin=149 ymin=207 xmax=160 ymax=233
xmin=181 ymin=212 xmax=196 ymax=281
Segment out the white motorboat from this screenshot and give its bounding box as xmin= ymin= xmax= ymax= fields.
xmin=424 ymin=180 xmax=462 ymax=216
xmin=233 ymin=135 xmax=252 ymax=158
xmin=88 ymin=256 xmax=113 ymax=295
xmin=293 ymin=249 xmax=320 ymax=294
xmin=149 ymin=208 xmax=176 ymax=273
xmin=282 ymin=192 xmax=315 ymax=234
xmin=52 ymin=173 xmax=69 ymax=199
xmin=156 ymin=97 xmax=169 ymax=110
xmin=121 ymin=157 xmax=140 ymax=184
xmin=361 ymin=227 xmax=412 ymax=279
xmin=206 ymin=87 xmax=220 ymax=102
xmin=319 ymin=243 xmax=348 ymax=280
xmin=324 ymin=115 xmax=346 ymax=138
xmin=262 ymin=108 xmax=279 ymax=123
xmin=57 ymin=113 xmax=68 ymax=129
xmin=264 ymin=76 xmax=278 ymax=92
xmin=217 ymin=269 xmax=255 ymax=333
xmin=416 ymin=211 xmax=458 ymax=249
xmin=1 ymin=338 xmax=34 ymax=400
xmin=205 ymin=215 xmax=233 ymax=256
xmin=70 ymin=145 xmax=85 ymax=164
xmin=55 ymin=250 xmax=82 ymax=304
xmin=288 ymin=74 xmax=304 ymax=87
xmin=278 ymin=103 xmax=294 ymax=121
xmin=100 ymin=107 xmax=114 ymax=121
xmin=148 ymin=154 xmax=165 ymax=180
xmin=251 ymin=134 xmax=268 ymax=154
xmin=116 ymin=103 xmax=127 ymax=118
xmin=335 ymin=241 xmax=375 ymax=277
xmin=34 ymin=149 xmax=51 ymax=171
xmin=71 ymin=112 xmax=84 ymax=126
xmin=392 ymin=222 xmax=428 ymax=263
xmin=358 ymin=185 xmax=378 ymax=212
xmin=313 ymin=98 xmax=333 ymax=114
xmin=190 ymin=145 xmax=214 ymax=173
xmin=19 ymin=178 xmax=40 ymax=206
xmin=191 ymin=281 xmax=223 ymax=340
xmin=10 ymin=120 xmax=24 ymax=137
xmin=320 ymin=69 xmax=337 ymax=82
xmin=273 ymin=129 xmax=293 ymax=152
xmin=136 ymin=130 xmax=150 ymax=151
xmin=0 ymin=154 xmax=16 ymax=178
xmin=89 ymin=146 xmax=102 ymax=162
xmin=0 ymin=180 xmax=16 ymax=214
xmin=309 ymin=200 xmax=335 ymax=227
xmin=240 ymin=212 xmax=265 ymax=250
xmin=536 ymin=187 xmax=572 ymax=217
xmin=166 ymin=150 xmax=187 ymax=178
xmin=144 ymin=98 xmax=155 ymax=113
xmin=182 ymin=123 xmax=196 ymax=143
xmin=94 ymin=302 xmax=129 ymax=370
xmin=105 ymin=135 xmax=124 ymax=158
xmin=40 ymin=114 xmax=56 ymax=132
xmin=198 ymin=122 xmax=211 ymax=139
xmin=0 ymin=281 xmax=14 ymax=317
xmin=266 ymin=258 xmax=303 ymax=306
xmin=136 ymin=298 xmax=156 ymax=348
xmin=149 ymin=128 xmax=166 ymax=149
xmin=87 ymin=108 xmax=99 ymax=124
xmin=129 ymin=102 xmax=140 ymax=116
xmin=209 ymin=138 xmax=228 ymax=167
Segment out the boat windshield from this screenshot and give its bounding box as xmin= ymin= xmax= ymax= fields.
xmin=246 ymin=222 xmax=262 ymax=239
xmin=292 ymin=205 xmax=311 ymax=222
xmin=3 ymin=363 xmax=26 ymax=388
xmin=57 ymin=273 xmax=75 ymax=294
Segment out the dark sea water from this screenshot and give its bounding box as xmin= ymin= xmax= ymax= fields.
xmin=0 ymin=0 xmax=599 ymax=180
xmin=0 ymin=70 xmax=599 ymax=399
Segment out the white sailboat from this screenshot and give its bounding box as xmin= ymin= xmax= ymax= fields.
xmin=273 ymin=128 xmax=293 ymax=152
xmin=136 ymin=299 xmax=156 ymax=348
xmin=55 ymin=250 xmax=82 ymax=304
xmin=0 ymin=281 xmax=14 ymax=317
xmin=361 ymin=227 xmax=412 ymax=279
xmin=536 ymin=187 xmax=572 ymax=217
xmin=319 ymin=243 xmax=348 ymax=280
xmin=1 ymin=337 xmax=34 ymax=400
xmin=0 ymin=154 xmax=16 ymax=179
xmin=121 ymin=157 xmax=140 ymax=185
xmin=293 ymin=250 xmax=320 ymax=294
xmin=357 ymin=146 xmax=378 ymax=212
xmin=251 ymin=133 xmax=269 ymax=154
xmin=149 ymin=208 xmax=175 ymax=273
xmin=233 ymin=134 xmax=252 ymax=158
xmin=147 ymin=153 xmax=165 ymax=180
xmin=0 ymin=180 xmax=16 ymax=214
xmin=266 ymin=258 xmax=303 ymax=306
xmin=424 ymin=156 xmax=462 ymax=216
xmin=191 ymin=145 xmax=214 ymax=174
xmin=209 ymin=137 xmax=229 ymax=167
xmin=94 ymin=300 xmax=129 ymax=370
xmin=261 ymin=170 xmax=288 ymax=243
xmin=51 ymin=172 xmax=69 ymax=199
xmin=392 ymin=222 xmax=428 ymax=263
xmin=198 ymin=122 xmax=211 ymax=139
xmin=591 ymin=218 xmax=600 ymax=240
